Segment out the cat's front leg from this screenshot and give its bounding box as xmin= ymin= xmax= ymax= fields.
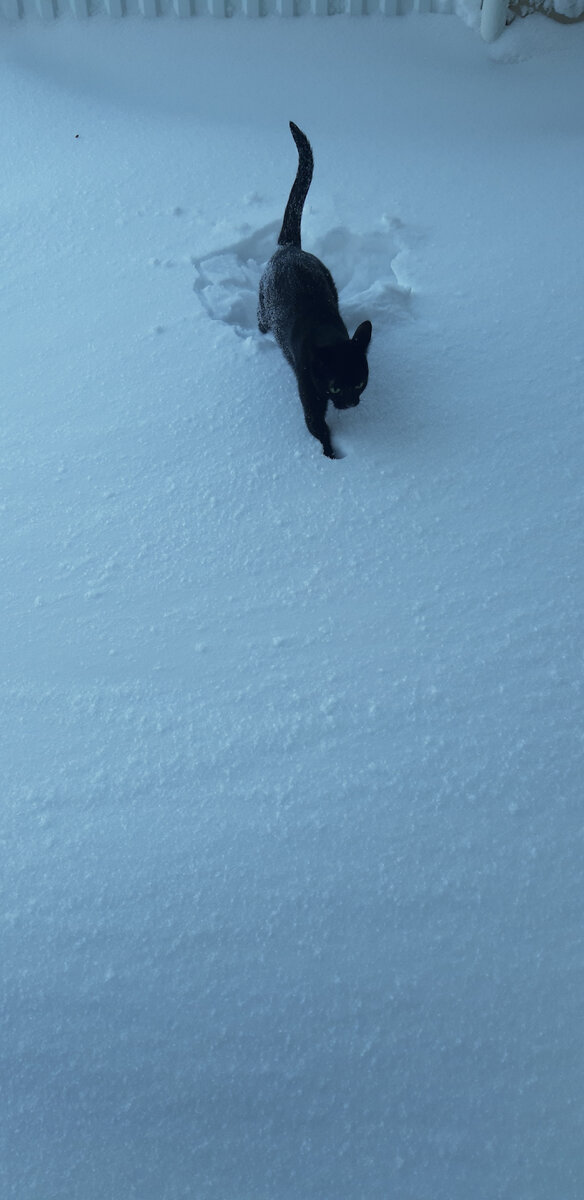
xmin=298 ymin=377 xmax=337 ymax=459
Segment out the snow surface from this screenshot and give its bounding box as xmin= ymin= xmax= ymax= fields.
xmin=1 ymin=12 xmax=583 ymax=1200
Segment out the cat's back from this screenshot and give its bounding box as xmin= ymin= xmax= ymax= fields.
xmin=260 ymin=244 xmax=339 ymax=340
xmin=262 ymin=245 xmax=337 ymax=307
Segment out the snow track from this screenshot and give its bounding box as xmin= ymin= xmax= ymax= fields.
xmin=193 ymin=219 xmax=412 ymax=339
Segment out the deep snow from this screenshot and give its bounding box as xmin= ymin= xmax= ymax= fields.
xmin=1 ymin=11 xmax=584 ymax=1200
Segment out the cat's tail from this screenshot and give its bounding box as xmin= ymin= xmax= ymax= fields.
xmin=277 ymin=122 xmax=314 ymax=249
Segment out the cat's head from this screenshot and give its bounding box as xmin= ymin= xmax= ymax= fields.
xmin=312 ymin=321 xmax=372 ymax=410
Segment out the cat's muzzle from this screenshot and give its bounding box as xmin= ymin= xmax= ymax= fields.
xmin=332 ymin=396 xmax=360 ymax=410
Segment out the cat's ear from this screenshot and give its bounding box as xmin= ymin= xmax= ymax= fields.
xmin=352 ymin=321 xmax=372 ymax=352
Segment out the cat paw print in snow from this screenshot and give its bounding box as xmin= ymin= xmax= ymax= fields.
xmin=192 ymin=222 xmax=279 ymax=339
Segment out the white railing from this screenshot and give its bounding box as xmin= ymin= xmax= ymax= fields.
xmin=1 ymin=0 xmax=466 ymax=18
xmin=3 ymin=0 xmax=582 ymax=38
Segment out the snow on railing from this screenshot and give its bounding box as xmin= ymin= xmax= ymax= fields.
xmin=3 ymin=0 xmax=581 ymax=39
xmin=1 ymin=0 xmax=465 ymax=18
xmin=481 ymin=0 xmax=584 ymax=39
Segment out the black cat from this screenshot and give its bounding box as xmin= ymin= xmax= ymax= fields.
xmin=258 ymin=122 xmax=372 ymax=459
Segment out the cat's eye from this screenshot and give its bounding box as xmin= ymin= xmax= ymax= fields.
xmin=328 ymin=384 xmax=341 ymax=395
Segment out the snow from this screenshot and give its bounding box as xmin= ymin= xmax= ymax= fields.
xmin=1 ymin=11 xmax=583 ymax=1200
